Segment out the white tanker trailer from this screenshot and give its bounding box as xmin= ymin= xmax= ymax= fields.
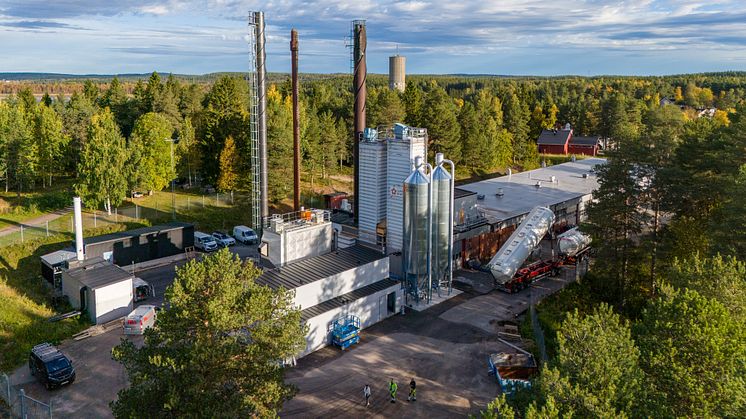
xmin=483 ymin=207 xmax=591 ymax=293
xmin=487 ymin=207 xmax=555 ymax=286
xmin=557 ymin=227 xmax=592 ymax=258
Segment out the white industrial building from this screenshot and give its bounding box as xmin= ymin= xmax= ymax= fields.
xmin=61 ymin=259 xmax=134 ymax=325
xmin=259 ymin=211 xmax=401 ymax=357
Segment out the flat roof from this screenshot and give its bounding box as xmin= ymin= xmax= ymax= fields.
xmin=85 ymin=222 xmax=193 ymax=246
xmin=454 ymin=187 xmax=476 ymax=199
xmin=40 ymin=248 xmax=76 ymax=266
xmin=66 ymin=261 xmax=133 ymax=289
xmin=300 ymin=278 xmax=399 ymax=323
xmin=258 ymin=245 xmax=386 ymax=291
xmin=459 ymin=158 xmax=606 ymax=224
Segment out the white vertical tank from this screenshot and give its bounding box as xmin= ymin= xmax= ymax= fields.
xmin=403 ymin=163 xmax=430 ymax=296
xmin=431 ymin=163 xmax=452 ymax=285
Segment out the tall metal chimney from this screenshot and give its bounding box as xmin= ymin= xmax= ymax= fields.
xmin=255 ymin=11 xmax=269 ymax=219
xmin=291 ymin=29 xmax=301 ymax=211
xmin=353 ymin=20 xmax=367 ymax=224
xmin=73 ymin=197 xmax=84 ymax=261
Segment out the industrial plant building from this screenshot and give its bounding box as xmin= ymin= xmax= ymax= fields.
xmin=258 ymin=210 xmax=401 ymax=357
xmin=452 ymin=157 xmax=605 ymax=264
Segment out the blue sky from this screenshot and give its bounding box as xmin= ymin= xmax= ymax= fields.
xmin=2 ymin=0 xmax=746 ymax=76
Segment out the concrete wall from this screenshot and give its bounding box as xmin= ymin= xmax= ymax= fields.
xmin=292 ymin=256 xmax=389 ymax=309
xmin=91 ymin=279 xmax=133 ymax=324
xmin=301 ymin=284 xmax=402 ymax=357
xmin=61 ymin=272 xmax=83 ymax=310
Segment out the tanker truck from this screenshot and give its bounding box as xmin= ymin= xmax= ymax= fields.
xmin=484 ymin=207 xmax=591 ymax=293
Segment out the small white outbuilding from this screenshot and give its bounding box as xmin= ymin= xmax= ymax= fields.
xmin=62 ymin=259 xmax=134 ymax=325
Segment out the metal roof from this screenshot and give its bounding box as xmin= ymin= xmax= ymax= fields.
xmin=84 ymin=222 xmax=193 ymax=246
xmin=300 ymin=278 xmax=399 ymax=322
xmin=258 ymin=245 xmax=385 ymax=291
xmin=459 ymin=158 xmax=606 ymax=225
xmin=569 ymin=136 xmax=600 ymax=146
xmin=40 ymin=248 xmax=76 ymax=267
xmin=66 ymin=261 xmax=133 ymax=289
xmin=537 ymin=129 xmax=572 ymax=145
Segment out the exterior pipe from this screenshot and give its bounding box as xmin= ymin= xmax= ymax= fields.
xmin=73 ymin=197 xmax=84 ymax=261
xmin=290 ymin=29 xmax=301 ymax=211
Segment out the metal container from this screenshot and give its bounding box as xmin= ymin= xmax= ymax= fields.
xmin=557 ymin=227 xmax=592 ymax=257
xmin=488 ymin=207 xmax=554 ymax=284
xmin=403 ymin=167 xmax=430 ymax=294
xmin=431 ymin=164 xmax=452 ymax=285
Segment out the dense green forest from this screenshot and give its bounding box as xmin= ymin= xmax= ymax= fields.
xmin=1 ymin=71 xmax=746 ymax=210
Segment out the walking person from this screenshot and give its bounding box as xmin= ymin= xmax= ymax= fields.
xmin=408 ymin=378 xmax=417 ymax=401
xmin=389 ymin=379 xmax=398 ymax=403
xmin=363 ymin=384 xmax=371 ymax=407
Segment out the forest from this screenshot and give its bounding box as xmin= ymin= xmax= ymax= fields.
xmin=2 ymin=71 xmax=746 ymax=211
xmin=1 ymin=71 xmax=746 ymax=416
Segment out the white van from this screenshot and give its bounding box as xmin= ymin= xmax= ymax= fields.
xmin=194 ymin=231 xmax=219 ymax=252
xmin=123 ymin=305 xmax=157 ymax=335
xmin=232 ymin=225 xmax=259 ymax=245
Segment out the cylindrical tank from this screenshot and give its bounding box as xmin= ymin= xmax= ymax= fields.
xmin=431 ymin=164 xmax=452 ymax=285
xmin=403 ymin=166 xmax=430 ymax=294
xmin=389 ymin=55 xmax=406 ymax=92
xmin=557 ymin=228 xmax=592 ymax=257
xmin=488 ymin=207 xmax=554 ymax=284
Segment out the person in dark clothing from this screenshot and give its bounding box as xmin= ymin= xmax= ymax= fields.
xmin=408 ymin=378 xmax=417 ymax=401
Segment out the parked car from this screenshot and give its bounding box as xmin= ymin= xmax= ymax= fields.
xmin=194 ymin=231 xmax=219 ymax=252
xmin=29 ymin=343 xmax=76 ymax=390
xmin=132 ymin=191 xmax=144 ymax=198
xmin=233 ymin=225 xmax=259 ymax=245
xmin=123 ymin=305 xmax=158 ymax=335
xmin=212 ymin=231 xmax=236 ymax=247
xmin=133 ymin=277 xmax=155 ymax=303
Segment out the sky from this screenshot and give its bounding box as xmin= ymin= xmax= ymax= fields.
xmin=2 ymin=0 xmax=746 ymax=76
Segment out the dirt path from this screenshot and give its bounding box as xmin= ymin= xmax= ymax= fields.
xmin=0 ymin=207 xmax=71 ymax=237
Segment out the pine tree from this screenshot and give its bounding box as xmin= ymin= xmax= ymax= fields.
xmin=421 ymin=86 xmax=461 ymax=163
xmin=111 ymin=250 xmax=306 ymax=418
xmin=266 ymin=87 xmax=293 ymax=204
xmin=402 ymin=81 xmax=423 ymax=127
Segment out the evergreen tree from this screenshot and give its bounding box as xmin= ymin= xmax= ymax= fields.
xmin=60 ymin=92 xmax=97 ymax=175
xmin=176 ymin=117 xmax=199 ymax=186
xmin=636 ymin=288 xmax=746 ymax=417
xmin=503 ymin=92 xmax=534 ymax=166
xmin=422 ymin=86 xmax=461 ymax=163
xmin=111 ymin=250 xmax=306 ymax=418
xmin=402 ymin=81 xmax=423 ymax=127
xmin=199 ymin=76 xmax=249 ymax=184
xmin=76 ymin=109 xmax=128 ymax=214
xmin=266 ymin=87 xmax=293 ymax=204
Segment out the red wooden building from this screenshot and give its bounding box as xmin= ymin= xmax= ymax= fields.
xmin=568 ymin=136 xmax=600 ymax=156
xmin=537 ymin=129 xmax=573 ymax=154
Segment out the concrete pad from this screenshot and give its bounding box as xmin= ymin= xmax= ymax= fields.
xmin=405 ymin=288 xmax=463 ymax=312
xmin=283 ymin=332 xmax=508 ymax=418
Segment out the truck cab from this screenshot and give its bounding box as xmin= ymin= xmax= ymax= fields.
xmin=29 ymin=343 xmax=76 ymax=389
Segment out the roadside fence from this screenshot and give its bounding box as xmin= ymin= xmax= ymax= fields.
xmin=1 ymin=373 xmax=53 ymax=418
xmin=0 ymin=192 xmax=235 ymax=247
